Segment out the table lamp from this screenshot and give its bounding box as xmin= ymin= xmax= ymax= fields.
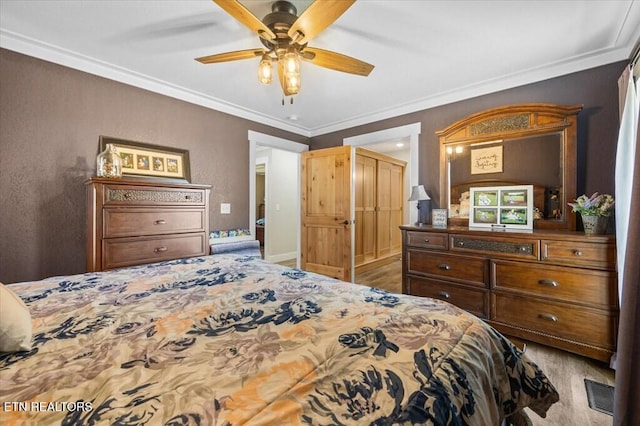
xmin=408 ymin=185 xmax=431 ymax=225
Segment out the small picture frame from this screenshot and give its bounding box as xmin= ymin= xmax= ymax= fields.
xmin=469 ymin=185 xmax=533 ymax=229
xmin=432 ymin=209 xmax=448 ymax=228
xmin=99 ymin=136 xmax=191 ymax=182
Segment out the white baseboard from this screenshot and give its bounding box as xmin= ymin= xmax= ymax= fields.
xmin=266 ymin=251 xmax=297 ymax=264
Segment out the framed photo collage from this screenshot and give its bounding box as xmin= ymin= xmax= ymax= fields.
xmin=468 ymin=185 xmax=534 ymax=230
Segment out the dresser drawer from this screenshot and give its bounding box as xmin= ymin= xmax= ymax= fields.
xmin=104 ymin=208 xmax=206 ymax=237
xmin=406 ymin=231 xmax=448 ymax=250
xmin=407 ymin=276 xmax=488 ymax=319
xmin=492 ymin=293 xmax=615 ymax=349
xmin=103 ymin=185 xmax=206 ymax=206
xmin=491 ymin=260 xmax=616 ymax=309
xmin=103 ymin=233 xmax=207 ymax=269
xmin=541 ymin=239 xmax=615 ymax=269
xmin=450 ymin=234 xmax=538 ymax=261
xmin=407 ymin=249 xmax=487 ymax=287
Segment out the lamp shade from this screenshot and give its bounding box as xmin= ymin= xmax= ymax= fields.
xmin=408 ymin=185 xmax=430 ymax=201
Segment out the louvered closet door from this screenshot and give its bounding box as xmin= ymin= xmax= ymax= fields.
xmin=377 ymin=160 xmax=404 ymax=258
xmin=355 ymin=155 xmax=377 ymax=265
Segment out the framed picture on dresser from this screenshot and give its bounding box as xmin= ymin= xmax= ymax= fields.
xmin=469 ymin=185 xmax=533 ymax=230
xmin=99 ymin=136 xmax=191 ymax=182
xmin=432 ymin=209 xmax=448 ymax=228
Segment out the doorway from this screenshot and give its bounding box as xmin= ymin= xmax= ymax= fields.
xmin=249 ymin=131 xmax=308 ymax=266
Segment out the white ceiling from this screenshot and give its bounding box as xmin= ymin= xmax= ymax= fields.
xmin=1 ymin=0 xmax=639 ymax=137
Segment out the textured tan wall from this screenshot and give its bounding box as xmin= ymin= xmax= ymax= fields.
xmin=0 ymin=48 xmax=308 ymax=283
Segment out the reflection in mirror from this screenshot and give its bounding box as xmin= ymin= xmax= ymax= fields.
xmin=447 ymin=133 xmax=563 ymax=221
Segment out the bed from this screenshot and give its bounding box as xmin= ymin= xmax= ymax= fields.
xmin=0 ymin=253 xmax=558 ymax=425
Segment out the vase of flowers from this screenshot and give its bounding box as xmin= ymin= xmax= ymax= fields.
xmin=567 ymin=192 xmax=614 ymax=235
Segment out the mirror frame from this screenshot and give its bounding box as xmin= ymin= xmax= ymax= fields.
xmin=437 ymin=103 xmax=583 ymax=231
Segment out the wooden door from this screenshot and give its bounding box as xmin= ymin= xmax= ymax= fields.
xmin=377 ymin=160 xmax=404 ymax=258
xmin=301 ymin=146 xmax=353 ymax=281
xmin=355 ymin=154 xmax=377 ymax=265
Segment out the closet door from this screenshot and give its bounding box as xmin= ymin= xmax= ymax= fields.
xmin=355 ymin=155 xmax=377 ymax=265
xmin=377 ymin=160 xmax=404 ymax=258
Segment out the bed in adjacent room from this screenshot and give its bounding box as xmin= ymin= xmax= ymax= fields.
xmin=0 ymin=253 xmax=558 ymax=425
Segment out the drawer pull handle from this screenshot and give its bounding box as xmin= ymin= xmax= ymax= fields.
xmin=437 ymin=264 xmax=451 ymax=271
xmin=124 ymin=192 xmax=132 ymax=199
xmin=185 ymin=195 xmax=192 ymax=200
xmin=457 ymin=241 xmax=465 ymax=247
xmin=154 ymin=220 xmax=167 ymax=225
xmin=538 ymin=313 xmax=558 ymax=322
xmin=573 ymin=250 xmax=583 ymax=256
xmin=518 ymin=246 xmax=528 ymax=252
xmin=154 ymin=246 xmax=168 ymax=253
xmin=437 ymin=291 xmax=451 ymax=299
xmin=538 ymin=279 xmax=559 ymax=287
xmin=424 ymin=239 xmax=430 ymax=243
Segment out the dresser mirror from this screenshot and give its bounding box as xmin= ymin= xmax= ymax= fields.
xmin=436 ymin=104 xmax=582 ymax=230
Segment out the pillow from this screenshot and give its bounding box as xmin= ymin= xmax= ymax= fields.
xmin=0 ymin=282 xmax=33 ymax=352
xmin=459 ymin=198 xmax=470 ymax=217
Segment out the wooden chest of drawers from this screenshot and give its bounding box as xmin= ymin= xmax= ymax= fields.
xmin=86 ymin=178 xmax=211 ymax=272
xmin=401 ymin=225 xmax=618 ymax=362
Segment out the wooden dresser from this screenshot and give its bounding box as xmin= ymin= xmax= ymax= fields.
xmin=86 ymin=177 xmax=211 ymax=272
xmin=401 ymin=225 xmax=618 ymax=362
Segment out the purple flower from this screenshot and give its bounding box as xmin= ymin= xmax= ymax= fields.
xmin=568 ymin=192 xmax=615 ymax=216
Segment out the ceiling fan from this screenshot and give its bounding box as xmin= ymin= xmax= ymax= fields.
xmin=196 ymin=0 xmax=374 ymax=98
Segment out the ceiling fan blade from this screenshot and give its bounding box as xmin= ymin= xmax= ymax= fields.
xmin=288 ymin=0 xmax=355 ymax=45
xmin=195 ymin=48 xmax=265 ymax=64
xmin=277 ymin=60 xmax=297 ymax=97
xmin=303 ymin=47 xmax=374 ymax=76
xmin=212 ymin=0 xmax=275 ymax=41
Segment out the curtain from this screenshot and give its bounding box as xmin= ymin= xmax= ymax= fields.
xmin=613 ymin=64 xmax=640 ymax=426
xmin=615 ymin=67 xmax=639 ymax=301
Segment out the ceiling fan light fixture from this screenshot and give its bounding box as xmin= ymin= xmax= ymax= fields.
xmin=283 ymin=46 xmax=300 ymax=94
xmin=283 ymin=47 xmax=300 ymax=76
xmin=258 ymin=54 xmax=273 ymax=85
xmin=202 ymin=0 xmax=372 ymax=98
xmin=284 ymin=72 xmax=300 ymax=94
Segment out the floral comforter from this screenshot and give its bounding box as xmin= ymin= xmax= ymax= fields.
xmin=0 ymin=254 xmax=558 ymax=425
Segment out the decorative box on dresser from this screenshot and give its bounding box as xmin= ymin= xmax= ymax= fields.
xmin=86 ymin=177 xmax=211 ymax=272
xmin=401 ymin=225 xmax=618 ymax=362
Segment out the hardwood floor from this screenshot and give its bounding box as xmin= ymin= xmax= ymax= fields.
xmin=354 ymin=256 xmax=615 ymax=425
xmin=354 ymin=255 xmax=403 ymax=293
xmin=525 ymin=342 xmax=614 ymax=425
